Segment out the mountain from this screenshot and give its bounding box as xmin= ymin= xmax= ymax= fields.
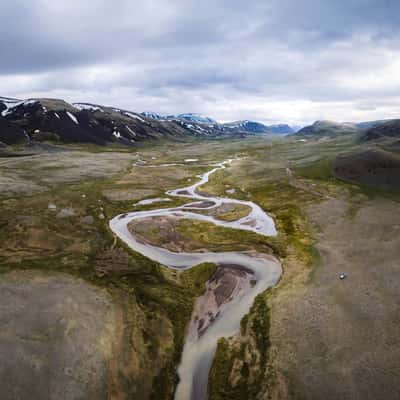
xmin=355 ymin=119 xmax=395 ymax=130
xmin=291 ymin=125 xmax=303 ymax=133
xmin=141 ymin=112 xmax=167 ymax=120
xmin=295 ymin=119 xmax=399 ymax=139
xmin=0 ymin=96 xmax=20 ymax=114
xmin=0 ymin=97 xmax=232 ymax=146
xmin=329 ymin=119 xmax=400 ymax=191
xmin=0 ymin=115 xmax=29 ymax=145
xmin=176 ymin=113 xmax=217 ymax=125
xmin=334 ymin=148 xmax=400 ymax=191
xmin=142 ymin=113 xmax=295 ymax=135
xmin=0 ymin=95 xmax=296 ymax=146
xmin=141 ymin=112 xmax=217 ymax=125
xmin=222 ymin=120 xmax=269 ymax=133
xmin=221 ymin=120 xmax=294 ymax=134
xmin=267 ymin=124 xmax=295 ymax=134
xmin=295 ymin=120 xmax=359 ymax=137
xmin=361 ymin=119 xmax=400 ymax=142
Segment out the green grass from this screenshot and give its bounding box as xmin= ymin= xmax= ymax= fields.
xmin=1 ymin=136 xmax=370 ymax=399
xmin=294 ymin=155 xmax=336 ymax=180
xmin=0 ymin=152 xmax=222 ymax=400
xmin=208 ymin=292 xmax=272 ymax=400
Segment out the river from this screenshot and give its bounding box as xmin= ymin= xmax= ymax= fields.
xmin=109 ymin=159 xmax=282 ymax=400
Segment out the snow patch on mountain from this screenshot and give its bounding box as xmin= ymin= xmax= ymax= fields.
xmin=73 ymin=103 xmax=103 ymax=112
xmin=1 ymin=99 xmax=38 ymax=117
xmin=113 ymin=130 xmax=121 ymax=139
xmin=141 ymin=111 xmax=216 ymax=125
xmin=66 ymin=111 xmax=79 ymax=124
xmin=125 ymin=126 xmax=137 ymax=136
xmin=141 ymin=111 xmax=166 ymax=120
xmin=176 ymin=113 xmax=217 ymax=125
xmin=124 ymin=112 xmax=145 ymax=122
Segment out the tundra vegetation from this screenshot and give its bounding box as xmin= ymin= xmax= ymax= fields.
xmin=0 ymin=134 xmax=399 ymax=399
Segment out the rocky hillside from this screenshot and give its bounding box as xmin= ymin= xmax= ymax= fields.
xmin=0 ymin=115 xmax=28 ymax=145
xmin=141 ymin=112 xmax=217 ymax=125
xmin=295 ymin=119 xmax=399 ymax=140
xmin=0 ymin=96 xmax=297 ymax=146
xmin=222 ymin=120 xmax=293 ymax=134
xmin=295 ymin=120 xmax=359 ymax=137
xmin=361 ymin=119 xmax=400 ymax=142
xmin=0 ymin=98 xmax=229 ymax=146
xmin=334 ymin=148 xmax=400 ymax=191
xmin=142 ymin=113 xmax=294 ymax=135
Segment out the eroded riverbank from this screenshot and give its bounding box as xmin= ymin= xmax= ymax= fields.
xmin=109 ymin=159 xmax=281 ymax=400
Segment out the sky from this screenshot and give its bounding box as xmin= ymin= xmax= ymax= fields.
xmin=1 ymin=0 xmax=400 ymax=125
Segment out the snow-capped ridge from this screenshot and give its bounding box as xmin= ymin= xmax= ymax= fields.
xmin=73 ymin=103 xmax=104 ymax=112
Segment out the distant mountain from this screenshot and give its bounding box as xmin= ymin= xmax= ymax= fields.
xmin=0 ymin=97 xmax=234 ymax=146
xmin=221 ymin=120 xmax=294 ymax=134
xmin=295 ymin=119 xmax=399 ymax=139
xmin=361 ymin=119 xmax=400 ymax=142
xmin=222 ymin=120 xmax=269 ymax=133
xmin=0 ymin=95 xmax=297 ymax=146
xmin=267 ymin=124 xmax=295 ymax=134
xmin=295 ymin=120 xmax=359 ymax=137
xmin=141 ymin=112 xmax=167 ymax=120
xmin=328 ymin=118 xmax=400 ymax=191
xmin=141 ymin=112 xmax=216 ymax=125
xmin=176 ymin=113 xmax=217 ymax=125
xmin=142 ymin=113 xmax=295 ymax=135
xmin=355 ymin=119 xmax=395 ymax=130
xmin=291 ymin=125 xmax=303 ymax=133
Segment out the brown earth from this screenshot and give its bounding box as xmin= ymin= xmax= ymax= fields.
xmin=334 ymin=148 xmax=400 ymax=191
xmin=189 ymin=265 xmax=254 ymax=338
xmin=269 ymin=195 xmax=400 ymax=400
xmin=0 ymin=269 xmax=175 ymax=400
xmin=0 ymin=270 xmax=116 ymax=400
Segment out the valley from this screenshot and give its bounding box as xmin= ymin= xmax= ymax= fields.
xmin=0 ymin=132 xmax=399 ymax=400
xmin=3 ymin=2 xmax=400 ymax=399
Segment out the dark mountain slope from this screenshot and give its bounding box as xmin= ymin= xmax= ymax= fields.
xmin=142 ymin=112 xmax=295 ymax=135
xmin=0 ymin=116 xmax=29 ymax=145
xmin=296 ymin=120 xmax=359 ymax=137
xmin=267 ymin=124 xmax=294 ymax=134
xmin=295 ymin=119 xmax=398 ymax=140
xmin=0 ymin=98 xmax=230 ymax=145
xmin=355 ymin=119 xmax=394 ymax=130
xmin=334 ymin=148 xmax=400 ymax=191
xmin=221 ymin=120 xmax=294 ymax=134
xmin=362 ymin=119 xmax=400 ymax=142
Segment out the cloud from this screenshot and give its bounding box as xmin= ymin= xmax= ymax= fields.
xmin=1 ymin=0 xmax=399 ymax=125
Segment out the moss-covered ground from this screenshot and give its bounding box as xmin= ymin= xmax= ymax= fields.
xmin=2 ymin=134 xmax=396 ymax=399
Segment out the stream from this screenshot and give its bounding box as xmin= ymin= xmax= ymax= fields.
xmin=109 ymin=159 xmax=282 ymax=400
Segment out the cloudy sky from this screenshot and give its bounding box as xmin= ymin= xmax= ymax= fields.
xmin=1 ymin=0 xmax=400 ymax=125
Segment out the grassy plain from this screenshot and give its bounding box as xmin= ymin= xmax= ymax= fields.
xmin=1 ymin=135 xmax=399 ymax=399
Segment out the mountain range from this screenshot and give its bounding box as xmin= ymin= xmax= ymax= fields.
xmin=0 ymin=96 xmax=295 ymax=146
xmin=292 ymin=119 xmax=400 ymax=191
xmin=1 ymin=96 xmax=399 ymax=148
xmin=294 ymin=119 xmax=400 ymax=140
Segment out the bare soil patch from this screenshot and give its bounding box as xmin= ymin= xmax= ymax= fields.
xmin=269 ymin=195 xmax=400 ymax=400
xmin=0 ymin=270 xmax=117 ymax=400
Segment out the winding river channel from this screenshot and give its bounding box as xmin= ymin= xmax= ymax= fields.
xmin=109 ymin=159 xmax=282 ymax=400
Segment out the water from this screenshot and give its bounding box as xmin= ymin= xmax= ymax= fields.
xmin=109 ymin=159 xmax=282 ymax=400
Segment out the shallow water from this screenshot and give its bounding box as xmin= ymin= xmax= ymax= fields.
xmin=109 ymin=159 xmax=281 ymax=400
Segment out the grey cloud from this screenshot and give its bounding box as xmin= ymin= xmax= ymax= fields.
xmin=1 ymin=0 xmax=399 ymax=124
